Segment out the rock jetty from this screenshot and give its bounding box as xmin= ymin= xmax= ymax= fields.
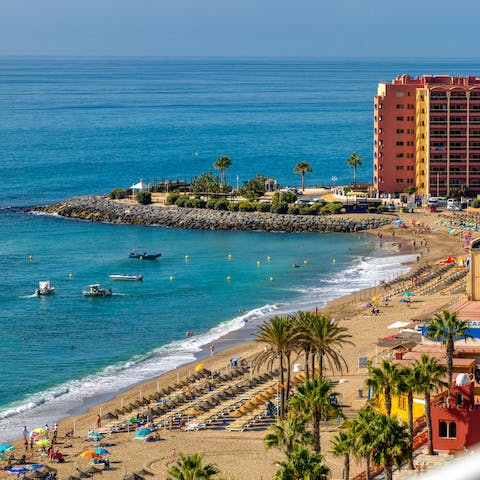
xmin=33 ymin=196 xmax=393 ymax=233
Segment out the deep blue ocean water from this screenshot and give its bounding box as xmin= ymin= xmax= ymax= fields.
xmin=0 ymin=57 xmax=474 ymax=440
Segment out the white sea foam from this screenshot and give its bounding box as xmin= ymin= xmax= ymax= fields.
xmin=0 ymin=252 xmax=416 ymax=441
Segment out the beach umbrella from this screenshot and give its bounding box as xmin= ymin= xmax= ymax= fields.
xmin=194 ymin=363 xmax=205 ymax=372
xmin=135 ymin=428 xmax=151 ymax=436
xmin=35 ymin=439 xmax=52 ymax=447
xmin=80 ymin=451 xmax=100 ymax=459
xmin=8 ymin=464 xmax=43 ymax=474
xmin=32 ymin=428 xmax=46 ymax=435
xmin=88 ymin=432 xmax=104 ymax=440
xmin=0 ymin=443 xmax=14 ymax=452
xmin=403 ymin=291 xmax=414 ymax=297
xmin=95 ymin=448 xmax=110 ymax=455
xmin=185 ymin=407 xmax=204 ymax=416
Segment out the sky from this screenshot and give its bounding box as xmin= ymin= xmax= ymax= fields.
xmin=1 ymin=0 xmax=480 ymax=57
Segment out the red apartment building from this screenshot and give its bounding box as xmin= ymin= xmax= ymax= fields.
xmin=374 ymin=75 xmax=480 ymax=198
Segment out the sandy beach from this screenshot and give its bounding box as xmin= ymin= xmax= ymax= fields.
xmin=1 ymin=210 xmax=470 ymax=480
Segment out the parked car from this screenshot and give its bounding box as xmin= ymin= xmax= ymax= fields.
xmin=447 ymin=203 xmax=462 ymax=211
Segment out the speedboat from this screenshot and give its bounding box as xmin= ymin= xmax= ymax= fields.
xmin=108 ymin=274 xmax=143 ymax=281
xmin=129 ymin=252 xmax=161 ymax=260
xmin=82 ymin=284 xmax=112 ymax=297
xmin=35 ymin=281 xmax=55 ymax=296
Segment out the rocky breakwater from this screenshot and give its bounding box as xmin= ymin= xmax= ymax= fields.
xmin=33 ymin=196 xmax=393 ymax=233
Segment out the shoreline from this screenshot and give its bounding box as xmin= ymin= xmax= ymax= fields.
xmin=2 ymin=209 xmax=469 ymax=479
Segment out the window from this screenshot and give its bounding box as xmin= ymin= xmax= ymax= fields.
xmin=407 ymin=116 xmax=415 ymax=121
xmin=407 ymin=179 xmax=414 ymax=184
xmin=396 ymin=92 xmax=405 ymax=97
xmin=396 ymin=141 xmax=404 ymax=146
xmin=407 ymin=104 xmax=415 ymax=109
xmin=397 ymin=116 xmax=404 ymax=121
xmin=396 ymin=166 xmax=404 ymax=170
xmin=439 ymin=421 xmax=448 ymax=438
xmin=396 ymin=104 xmax=405 ymax=109
xmin=449 ymin=422 xmax=457 ymax=438
xmin=396 ymin=179 xmax=404 ymax=183
xmin=396 ymin=129 xmax=404 ymax=134
xmin=407 ymin=165 xmax=415 ymax=171
xmin=407 ymin=154 xmax=414 ymax=159
xmin=439 ymin=421 xmax=457 ymax=438
xmin=407 ymin=141 xmax=414 ymax=146
xmin=456 ymin=393 xmax=463 ymax=406
xmin=396 ymin=153 xmax=404 ymax=158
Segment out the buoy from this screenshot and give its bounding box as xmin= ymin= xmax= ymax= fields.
xmin=303 ymin=259 xmax=308 ymax=264
xmin=269 ymin=276 xmax=273 ymax=282
xmin=185 ymin=255 xmax=189 ymax=261
xmin=69 ymin=273 xmax=73 ymax=278
xmin=227 ymin=276 xmax=231 ymax=282
xmin=139 ymin=256 xmax=143 ymax=260
xmin=228 ymin=254 xmax=232 ymax=260
xmin=332 ymin=259 xmax=336 ymax=264
xmin=169 ymin=275 xmax=174 ymax=281
xmin=29 ymin=255 xmax=33 ymax=260
xmin=267 ymin=256 xmax=271 ymax=261
xmin=256 ymin=260 xmax=261 ymax=266
xmin=194 ymin=151 xmax=199 ymax=157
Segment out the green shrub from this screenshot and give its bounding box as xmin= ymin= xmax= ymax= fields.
xmin=175 ymin=196 xmax=190 ymax=207
xmin=190 ymin=198 xmax=206 ymax=209
xmin=109 ymin=188 xmax=128 ymax=199
xmin=272 ymin=191 xmax=297 ymax=204
xmin=257 ymin=202 xmax=272 ymax=212
xmin=320 ymin=203 xmax=343 ymax=214
xmin=367 ymin=206 xmax=378 ymax=213
xmin=472 ymin=199 xmax=480 ymax=208
xmin=299 ymin=206 xmax=315 ymax=215
xmin=136 ymin=190 xmax=152 ymax=205
xmin=238 ymin=201 xmax=257 ymax=212
xmin=166 ymin=192 xmax=180 ymax=205
xmin=287 ymin=205 xmax=300 ymax=215
xmin=228 ymin=202 xmax=239 ymax=211
xmin=376 ymin=205 xmax=388 ymax=213
xmin=214 ymin=199 xmax=229 ymax=210
xmin=270 ymin=202 xmax=289 ymax=214
xmin=206 ymin=198 xmax=216 ymax=209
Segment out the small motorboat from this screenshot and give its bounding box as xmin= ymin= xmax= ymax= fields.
xmin=108 ymin=274 xmax=143 ymax=281
xmin=35 ymin=280 xmax=55 ymax=296
xmin=129 ymin=251 xmax=161 ymax=260
xmin=82 ymin=284 xmax=112 ymax=297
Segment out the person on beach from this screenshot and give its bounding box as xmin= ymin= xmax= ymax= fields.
xmin=210 ymin=344 xmax=215 ymax=356
xmin=96 ymin=414 xmax=101 ymax=429
xmin=45 ymin=424 xmax=49 ymax=438
xmin=22 ymin=426 xmax=29 ymax=439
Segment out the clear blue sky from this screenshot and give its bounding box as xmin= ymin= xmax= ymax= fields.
xmin=1 ymin=0 xmax=479 ymax=57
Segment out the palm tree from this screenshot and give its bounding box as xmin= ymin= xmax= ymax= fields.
xmin=264 ymin=412 xmax=313 ymax=452
xmin=213 ymin=156 xmax=232 ymax=185
xmin=366 ymin=359 xmax=402 ymax=416
xmin=288 ymin=377 xmax=343 ymax=453
xmin=346 ymin=152 xmax=363 ymax=187
xmin=414 ymin=354 xmax=447 ymax=455
xmin=398 ymin=365 xmax=422 ymax=469
xmin=291 ymin=311 xmax=313 ymax=380
xmin=425 ymin=309 xmax=472 ymax=386
xmin=350 ymin=408 xmax=377 ymax=480
xmin=293 ymin=162 xmax=312 ymax=192
xmin=274 ymin=445 xmax=330 ymax=480
xmin=253 ymin=316 xmax=294 ymax=418
xmin=167 ymin=452 xmax=219 ymax=480
xmin=370 ymin=412 xmax=411 ymax=480
xmin=295 ymin=312 xmax=353 ymax=378
xmin=330 ymin=430 xmax=354 ymax=480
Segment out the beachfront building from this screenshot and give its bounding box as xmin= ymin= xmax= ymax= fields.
xmin=373 ymin=74 xmax=480 ymax=198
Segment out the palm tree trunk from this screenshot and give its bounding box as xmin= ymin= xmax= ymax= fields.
xmin=301 ymin=173 xmax=305 ymax=192
xmin=365 ymin=456 xmax=371 ymax=480
xmin=385 ymin=386 xmax=392 ymax=416
xmin=425 ymin=392 xmax=434 ymax=455
xmin=311 ymin=352 xmax=316 ymax=378
xmin=319 ymin=351 xmax=324 ymax=378
xmin=279 ymin=352 xmax=286 ymax=419
xmin=313 ymin=413 xmax=321 ymax=453
xmin=408 ymin=391 xmax=414 ymax=469
xmin=344 ymin=455 xmax=350 ymax=480
xmin=385 ymin=461 xmax=393 ymax=480
xmin=447 ymin=337 xmax=454 ymax=387
xmin=285 ymin=352 xmax=292 ymax=404
xmin=304 ymin=349 xmax=310 ymax=380
xmin=353 ymin=166 xmax=357 ymax=187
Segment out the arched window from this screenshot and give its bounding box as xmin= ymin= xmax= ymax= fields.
xmin=456 ymin=393 xmax=464 ymax=406
xmin=439 ymin=421 xmax=448 ymax=437
xmin=449 ymin=422 xmax=457 ymax=438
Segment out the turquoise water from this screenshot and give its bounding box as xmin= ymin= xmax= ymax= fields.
xmin=0 ymin=57 xmax=467 ymax=440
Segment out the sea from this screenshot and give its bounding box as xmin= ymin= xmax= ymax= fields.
xmin=0 ymin=57 xmax=475 ymax=441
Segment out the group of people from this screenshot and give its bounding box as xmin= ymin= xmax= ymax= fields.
xmin=47 ymin=446 xmax=65 ymax=463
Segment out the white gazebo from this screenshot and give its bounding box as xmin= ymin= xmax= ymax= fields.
xmin=129 ymin=179 xmax=149 ymax=193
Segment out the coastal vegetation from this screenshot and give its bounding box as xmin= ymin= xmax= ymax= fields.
xmin=293 ymin=162 xmax=312 ymax=193
xmin=213 ymin=156 xmax=232 ymax=185
xmin=346 ymin=153 xmax=363 ymax=187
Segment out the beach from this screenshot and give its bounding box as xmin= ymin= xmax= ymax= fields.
xmin=1 ymin=210 xmax=469 ymax=480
